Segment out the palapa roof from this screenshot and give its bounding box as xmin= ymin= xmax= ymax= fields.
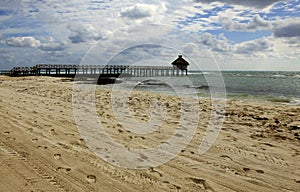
xmin=171 ymin=55 xmax=189 ymax=66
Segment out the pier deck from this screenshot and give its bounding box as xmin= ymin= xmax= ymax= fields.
xmin=9 ymin=64 xmax=188 ymax=77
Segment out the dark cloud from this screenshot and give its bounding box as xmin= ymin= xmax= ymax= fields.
xmin=273 ymin=22 xmax=300 ymax=38
xmin=193 ymin=0 xmax=284 ymax=8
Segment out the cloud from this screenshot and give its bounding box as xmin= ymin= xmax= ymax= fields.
xmin=219 ymin=14 xmax=272 ymax=31
xmin=0 ymin=0 xmax=298 ymax=70
xmin=5 ymin=36 xmax=41 ymax=48
xmin=273 ymin=20 xmax=300 ymax=38
xmin=200 ymin=32 xmax=232 ymax=52
xmin=272 ymin=20 xmax=300 ymax=49
xmin=0 ymin=0 xmax=20 ymax=10
xmin=119 ymin=3 xmax=167 ymax=20
xmin=39 ymin=43 xmax=65 ymax=52
xmin=193 ymin=0 xmax=284 ymax=9
xmin=0 ymin=48 xmax=18 ymax=69
xmin=39 ymin=38 xmax=66 ymax=52
xmin=0 ymin=49 xmax=15 ymax=62
xmin=234 ymin=37 xmax=274 ymax=54
xmin=3 ymin=36 xmax=66 ymax=52
xmin=198 ymin=32 xmax=274 ymax=56
xmin=183 ymin=43 xmax=198 ymax=54
xmin=68 ymin=23 xmax=108 ymax=43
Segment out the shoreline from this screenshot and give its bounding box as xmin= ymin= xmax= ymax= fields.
xmin=0 ymin=71 xmax=300 ymax=106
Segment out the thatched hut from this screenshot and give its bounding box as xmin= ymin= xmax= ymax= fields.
xmin=171 ymin=55 xmax=189 ymax=75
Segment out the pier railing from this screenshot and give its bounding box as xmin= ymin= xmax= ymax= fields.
xmin=9 ymin=64 xmax=188 ymax=77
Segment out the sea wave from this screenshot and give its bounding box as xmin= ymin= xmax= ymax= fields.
xmin=272 ymin=74 xmax=287 ymax=78
xmin=186 ymin=85 xmax=210 ymax=89
xmin=289 ymin=98 xmax=300 ymax=105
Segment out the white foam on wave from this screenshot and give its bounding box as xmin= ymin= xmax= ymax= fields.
xmin=272 ymin=74 xmax=286 ymax=78
xmin=290 ymin=98 xmax=300 ymax=105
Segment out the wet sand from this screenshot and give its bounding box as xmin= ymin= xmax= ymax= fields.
xmin=0 ymin=76 xmax=299 ymax=191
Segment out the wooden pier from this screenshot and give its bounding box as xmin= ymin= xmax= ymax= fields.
xmin=9 ymin=64 xmax=188 ymax=77
xmin=4 ymin=55 xmax=190 ymax=83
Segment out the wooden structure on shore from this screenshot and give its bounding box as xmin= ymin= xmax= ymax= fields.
xmin=0 ymin=70 xmax=11 ymax=75
xmin=6 ymin=55 xmax=190 ymax=78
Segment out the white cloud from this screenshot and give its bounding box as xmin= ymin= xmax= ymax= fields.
xmin=177 ymin=4 xmax=270 ymax=33
xmin=118 ymin=3 xmax=167 ymax=24
xmin=3 ymin=36 xmax=67 ymax=53
xmin=39 ymin=37 xmax=66 ymax=52
xmin=5 ymin=36 xmax=41 ymax=48
xmin=183 ymin=43 xmax=198 ymax=54
xmin=197 ymin=33 xmax=275 ymax=57
xmin=68 ymin=23 xmax=109 ymax=43
xmin=234 ymin=37 xmax=274 ymax=54
xmin=120 ymin=4 xmax=159 ymax=19
xmin=200 ymin=32 xmax=232 ymax=52
xmin=219 ymin=14 xmax=272 ymax=31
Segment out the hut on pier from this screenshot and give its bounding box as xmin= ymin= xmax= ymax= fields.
xmin=171 ymin=55 xmax=189 ymax=75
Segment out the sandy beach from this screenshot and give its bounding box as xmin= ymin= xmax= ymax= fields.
xmin=0 ymin=76 xmax=299 ymax=192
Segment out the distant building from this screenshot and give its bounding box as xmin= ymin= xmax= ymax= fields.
xmin=171 ymin=55 xmax=189 ymax=75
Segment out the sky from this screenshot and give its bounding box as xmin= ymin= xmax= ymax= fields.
xmin=0 ymin=0 xmax=299 ymax=71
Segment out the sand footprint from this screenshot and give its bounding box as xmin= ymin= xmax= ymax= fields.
xmin=87 ymin=175 xmax=96 ymax=183
xmin=49 ymin=129 xmax=56 ymax=135
xmin=65 ymin=133 xmax=75 ymax=136
xmin=243 ymin=167 xmax=251 ymax=172
xmin=294 ymin=179 xmax=300 ymax=183
xmin=78 ymin=138 xmax=85 ymax=145
xmin=255 ymin=169 xmax=264 ymax=174
xmin=219 ymin=155 xmax=233 ymax=161
xmin=53 ymin=153 xmax=61 ymax=160
xmin=3 ymin=131 xmax=10 ymax=135
xmin=56 ymin=167 xmax=71 ymax=174
xmin=243 ymin=167 xmax=264 ymax=174
xmin=189 ymin=177 xmax=214 ymax=191
xmin=36 ymin=145 xmax=48 ymax=149
xmin=6 ymin=137 xmax=16 ymax=141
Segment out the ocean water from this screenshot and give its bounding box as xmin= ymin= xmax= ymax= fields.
xmin=108 ymin=71 xmax=300 ymax=105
